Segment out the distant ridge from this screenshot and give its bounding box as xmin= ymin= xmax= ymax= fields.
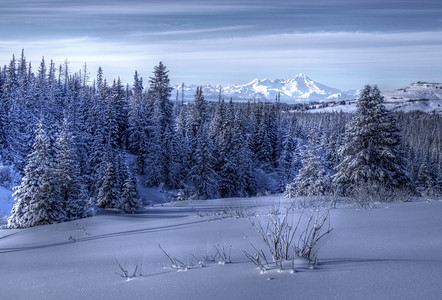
xmin=308 ymin=82 xmax=442 ymax=114
xmin=172 ymin=74 xmax=358 ymax=103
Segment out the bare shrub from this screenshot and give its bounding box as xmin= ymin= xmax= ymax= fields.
xmin=159 ymin=243 xmax=233 ymax=270
xmin=292 ymin=210 xmax=332 ymax=262
xmin=244 ymin=201 xmax=332 ymax=272
xmin=159 ymin=244 xmax=194 ymax=271
xmin=114 ymin=258 xmax=144 ymax=279
xmin=214 ymin=244 xmax=232 ymax=264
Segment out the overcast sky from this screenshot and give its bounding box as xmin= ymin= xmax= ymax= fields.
xmin=0 ymin=0 xmax=441 ymax=90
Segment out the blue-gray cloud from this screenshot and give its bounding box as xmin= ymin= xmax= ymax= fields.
xmin=0 ymin=0 xmax=441 ymax=90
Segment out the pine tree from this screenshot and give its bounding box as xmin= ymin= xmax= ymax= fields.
xmin=169 ymin=104 xmax=190 ymax=188
xmin=333 ymin=85 xmax=411 ymax=195
xmin=416 ymin=161 xmax=439 ymax=198
xmin=187 ymin=88 xmax=219 ymax=199
xmin=277 ymin=122 xmax=297 ymax=191
xmin=187 ymin=87 xmax=219 ymax=199
xmin=5 ymin=54 xmax=34 ymax=173
xmin=111 ymin=78 xmax=129 ymax=149
xmin=189 ymin=125 xmax=219 ymax=199
xmin=254 ymin=105 xmax=273 ymax=171
xmin=288 ymin=130 xmax=331 ymax=197
xmin=120 ymin=164 xmax=143 ymax=213
xmin=9 ymin=120 xmax=65 ymax=228
xmin=145 ymin=62 xmax=174 ymax=186
xmin=54 ymin=118 xmax=89 ymax=220
xmin=96 ymin=159 xmax=121 ymax=209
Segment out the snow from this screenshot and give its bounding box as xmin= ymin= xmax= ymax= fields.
xmin=1 ymin=195 xmax=442 ymax=299
xmin=171 ymin=75 xmax=357 ymax=103
xmin=309 ymin=82 xmax=442 ymax=114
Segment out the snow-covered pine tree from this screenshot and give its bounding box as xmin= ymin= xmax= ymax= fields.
xmin=416 ymin=160 xmax=439 ymax=198
xmin=5 ymin=54 xmax=34 ymax=174
xmin=230 ymin=110 xmax=256 ymax=196
xmin=169 ymin=103 xmax=190 ymax=188
xmin=9 ymin=120 xmax=65 ymax=228
xmin=54 ymin=117 xmax=89 ymax=221
xmin=96 ymin=158 xmax=121 ymax=209
xmin=187 ymin=88 xmax=219 ymax=199
xmin=287 ymin=130 xmax=331 ymax=197
xmin=189 ymin=124 xmax=220 ymax=200
xmin=209 ymin=95 xmax=226 ymax=147
xmin=111 ymin=78 xmax=129 ymax=149
xmin=254 ymin=104 xmax=273 ymax=172
xmin=333 ymin=85 xmax=411 ymax=196
xmin=87 ymin=69 xmax=111 ymax=195
xmin=145 ymin=62 xmax=174 ymax=186
xmin=218 ymin=98 xmax=236 ymax=197
xmin=120 ymin=163 xmax=143 ymax=213
xmin=277 ymin=120 xmax=297 ymax=191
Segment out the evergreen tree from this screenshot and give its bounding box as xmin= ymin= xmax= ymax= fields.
xmin=169 ymin=104 xmax=190 ymax=188
xmin=333 ymin=85 xmax=411 ymax=195
xmin=189 ymin=125 xmax=219 ymax=199
xmin=9 ymin=120 xmax=64 ymax=228
xmin=416 ymin=160 xmax=439 ymax=197
xmin=187 ymin=88 xmax=219 ymax=199
xmin=96 ymin=159 xmax=121 ymax=209
xmin=120 ymin=163 xmax=143 ymax=213
xmin=54 ymin=118 xmax=89 ymax=220
xmin=145 ymin=62 xmax=174 ymax=186
xmin=277 ymin=121 xmax=297 ymax=191
xmin=288 ymin=130 xmax=331 ymax=197
xmin=111 ymin=78 xmax=129 ymax=149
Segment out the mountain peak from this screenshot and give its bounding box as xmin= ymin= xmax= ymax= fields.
xmin=295 ymin=73 xmax=308 ymax=78
xmin=173 ymin=74 xmax=358 ymax=103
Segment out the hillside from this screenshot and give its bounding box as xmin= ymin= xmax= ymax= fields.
xmin=307 ymin=82 xmax=442 ymax=114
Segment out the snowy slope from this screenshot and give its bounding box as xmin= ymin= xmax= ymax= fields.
xmin=1 ymin=196 xmax=442 ymax=299
xmin=382 ymin=82 xmax=442 ymax=113
xmin=172 ymin=74 xmax=358 ymax=104
xmin=383 ymin=82 xmax=442 ymax=102
xmin=308 ymin=82 xmax=442 ymax=114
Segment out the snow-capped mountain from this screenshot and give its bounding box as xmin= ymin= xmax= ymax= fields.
xmin=172 ymin=74 xmax=358 ymax=103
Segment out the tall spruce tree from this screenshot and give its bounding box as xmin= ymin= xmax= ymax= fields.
xmin=290 ymin=130 xmax=331 ymax=196
xmin=188 ymin=88 xmax=219 ymax=199
xmin=96 ymin=158 xmax=121 ymax=209
xmin=145 ymin=62 xmax=174 ymax=186
xmin=120 ymin=162 xmax=143 ymax=213
xmin=54 ymin=117 xmax=89 ymax=220
xmin=9 ymin=120 xmax=64 ymax=228
xmin=333 ymin=85 xmax=411 ymax=195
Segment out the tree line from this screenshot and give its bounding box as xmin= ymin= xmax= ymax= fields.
xmin=0 ymin=51 xmax=440 ymax=227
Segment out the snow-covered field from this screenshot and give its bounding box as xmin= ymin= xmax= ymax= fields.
xmin=1 ymin=193 xmax=441 ymax=299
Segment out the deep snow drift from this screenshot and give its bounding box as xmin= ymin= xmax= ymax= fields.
xmin=1 ymin=194 xmax=441 ymax=299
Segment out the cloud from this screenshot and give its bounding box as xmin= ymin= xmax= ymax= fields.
xmin=0 ymin=2 xmax=254 ymax=16
xmin=0 ymin=30 xmax=441 ymax=89
xmin=131 ymin=26 xmax=251 ymax=37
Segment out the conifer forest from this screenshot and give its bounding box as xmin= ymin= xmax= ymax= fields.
xmin=0 ymin=52 xmax=441 ymax=228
